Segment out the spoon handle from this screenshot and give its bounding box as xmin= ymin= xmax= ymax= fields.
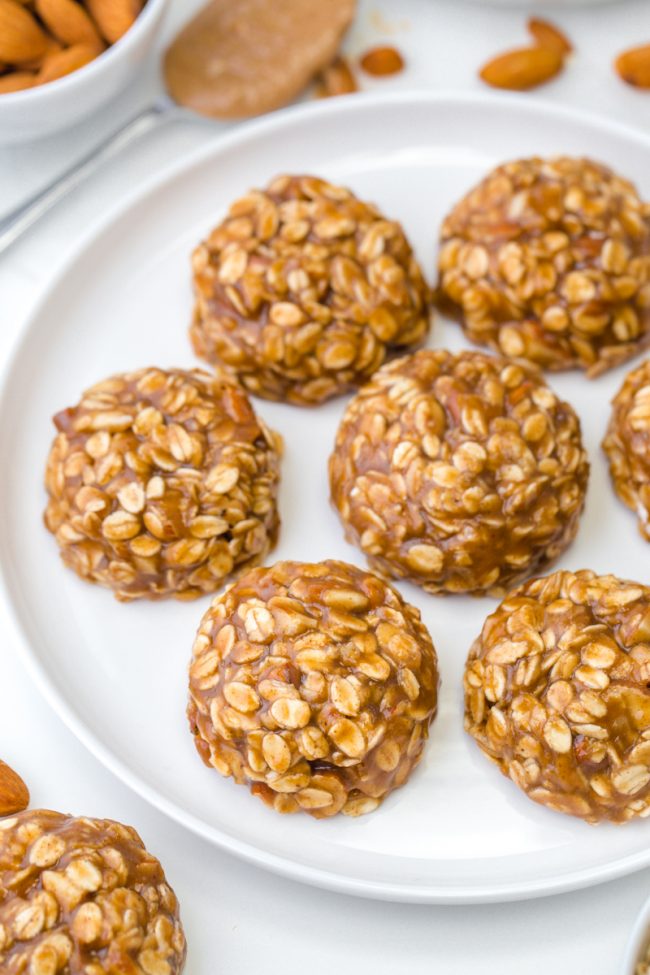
xmin=0 ymin=99 xmax=176 ymax=257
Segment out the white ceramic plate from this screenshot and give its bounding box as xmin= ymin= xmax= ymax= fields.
xmin=5 ymin=91 xmax=650 ymax=904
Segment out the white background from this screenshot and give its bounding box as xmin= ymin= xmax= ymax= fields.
xmin=3 ymin=0 xmax=650 ymax=971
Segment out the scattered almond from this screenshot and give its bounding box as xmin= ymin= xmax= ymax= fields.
xmin=359 ymin=44 xmax=404 ymax=77
xmin=527 ymin=17 xmax=573 ymax=57
xmin=0 ymin=68 xmax=36 ymax=91
xmin=0 ymin=0 xmax=49 ymax=64
xmin=316 ymin=54 xmax=357 ymax=97
xmin=37 ymin=39 xmax=101 ymax=83
xmin=85 ymin=0 xmax=142 ymax=45
xmin=0 ymin=759 xmax=29 ymax=816
xmin=35 ymin=0 xmax=102 ymax=47
xmin=480 ymin=45 xmax=563 ymax=91
xmin=615 ymin=43 xmax=650 ymax=89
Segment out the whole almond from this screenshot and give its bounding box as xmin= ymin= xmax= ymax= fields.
xmin=359 ymin=45 xmax=405 ymax=77
xmin=37 ymin=40 xmax=102 ymax=83
xmin=0 ymin=0 xmax=49 ymax=64
xmin=0 ymin=759 xmax=29 ymax=815
xmin=19 ymin=33 xmax=62 ymax=70
xmin=480 ymin=45 xmax=563 ymax=91
xmin=36 ymin=0 xmax=102 ymax=47
xmin=0 ymin=70 xmax=37 ymax=92
xmin=316 ymin=55 xmax=357 ymax=97
xmin=527 ymin=17 xmax=573 ymax=56
xmin=85 ymin=0 xmax=142 ymax=44
xmin=615 ymin=44 xmax=650 ymax=88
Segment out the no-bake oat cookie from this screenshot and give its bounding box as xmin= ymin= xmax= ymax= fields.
xmin=603 ymin=358 xmax=650 ymax=540
xmin=437 ymin=156 xmax=650 ymax=376
xmin=188 ymin=559 xmax=439 ymax=817
xmin=44 ymin=367 xmax=281 ymax=601
xmin=0 ymin=809 xmax=186 ymax=974
xmin=190 ymin=174 xmax=430 ymax=405
xmin=465 ymin=569 xmax=650 ymax=823
xmin=329 ymin=349 xmax=588 ymax=596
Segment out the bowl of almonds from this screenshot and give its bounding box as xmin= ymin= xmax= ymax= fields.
xmin=0 ymin=0 xmax=168 ymax=143
xmin=622 ymin=891 xmax=650 ymax=974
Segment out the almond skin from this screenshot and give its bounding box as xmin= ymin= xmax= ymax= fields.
xmin=0 ymin=759 xmax=29 ymax=816
xmin=35 ymin=0 xmax=102 ymax=47
xmin=37 ymin=39 xmax=102 ymax=83
xmin=0 ymin=0 xmax=49 ymax=64
xmin=85 ymin=0 xmax=142 ymax=44
xmin=615 ymin=44 xmax=650 ymax=89
xmin=527 ymin=17 xmax=573 ymax=56
xmin=479 ymin=45 xmax=563 ymax=91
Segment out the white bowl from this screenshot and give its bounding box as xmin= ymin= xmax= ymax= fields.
xmin=0 ymin=0 xmax=168 ymax=145
xmin=621 ymin=892 xmax=650 ymax=974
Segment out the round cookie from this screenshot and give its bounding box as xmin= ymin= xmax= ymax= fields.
xmin=0 ymin=809 xmax=186 ymax=974
xmin=188 ymin=559 xmax=439 ymax=818
xmin=437 ymin=156 xmax=650 ymax=376
xmin=190 ymin=174 xmax=430 ymax=405
xmin=44 ymin=367 xmax=281 ymax=601
xmin=329 ymin=349 xmax=588 ymax=596
xmin=464 ymin=569 xmax=650 ymax=823
xmin=603 ymin=357 xmax=650 ymax=539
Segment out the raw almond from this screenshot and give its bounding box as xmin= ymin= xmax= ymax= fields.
xmin=0 ymin=759 xmax=29 ymax=816
xmin=0 ymin=70 xmax=37 ymax=91
xmin=615 ymin=44 xmax=650 ymax=89
xmin=359 ymin=45 xmax=404 ymax=76
xmin=0 ymin=0 xmax=49 ymax=64
xmin=19 ymin=33 xmax=62 ymax=70
xmin=316 ymin=55 xmax=357 ymax=97
xmin=85 ymin=0 xmax=142 ymax=44
xmin=37 ymin=40 xmax=101 ymax=83
xmin=480 ymin=45 xmax=563 ymax=91
xmin=36 ymin=0 xmax=102 ymax=47
xmin=527 ymin=17 xmax=573 ymax=56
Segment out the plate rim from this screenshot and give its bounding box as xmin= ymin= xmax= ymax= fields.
xmin=7 ymin=89 xmax=650 ymax=903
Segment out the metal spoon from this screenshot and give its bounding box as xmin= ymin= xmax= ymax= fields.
xmin=0 ymin=0 xmax=355 ymax=255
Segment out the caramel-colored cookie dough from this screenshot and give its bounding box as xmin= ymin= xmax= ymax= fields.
xmin=188 ymin=559 xmax=439 ymax=818
xmin=603 ymin=358 xmax=650 ymax=539
xmin=437 ymin=156 xmax=650 ymax=377
xmin=44 ymin=367 xmax=281 ymax=601
xmin=329 ymin=349 xmax=588 ymax=596
xmin=190 ymin=174 xmax=430 ymax=405
xmin=465 ymin=569 xmax=650 ymax=823
xmin=0 ymin=809 xmax=186 ymax=974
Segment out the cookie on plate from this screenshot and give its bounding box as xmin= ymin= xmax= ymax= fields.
xmin=465 ymin=569 xmax=650 ymax=823
xmin=603 ymin=357 xmax=650 ymax=540
xmin=190 ymin=174 xmax=430 ymax=405
xmin=329 ymin=349 xmax=589 ymax=596
xmin=437 ymin=156 xmax=650 ymax=376
xmin=44 ymin=367 xmax=281 ymax=601
xmin=188 ymin=559 xmax=439 ymax=818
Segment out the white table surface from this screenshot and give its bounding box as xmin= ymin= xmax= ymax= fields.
xmin=3 ymin=1 xmax=650 ymax=971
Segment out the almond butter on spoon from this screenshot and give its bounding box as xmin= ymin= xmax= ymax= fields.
xmin=164 ymin=0 xmax=357 ymax=119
